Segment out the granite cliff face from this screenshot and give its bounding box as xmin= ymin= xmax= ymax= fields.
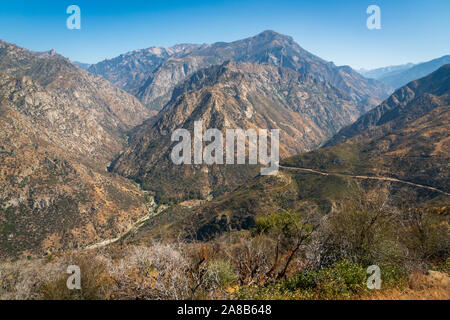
xmin=0 ymin=41 xmax=153 ymax=258
xmin=89 ymin=31 xmax=391 ymax=110
xmin=110 ymin=61 xmax=371 ymax=200
xmin=88 ymin=44 xmax=200 ymax=97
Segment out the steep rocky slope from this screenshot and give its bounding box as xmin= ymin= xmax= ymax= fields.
xmin=0 ymin=41 xmax=153 ymax=259
xmin=0 ymin=40 xmax=152 ymax=141
xmin=88 ymin=44 xmax=200 ymax=95
xmin=326 ymin=64 xmax=450 ymax=147
xmin=288 ymin=65 xmax=450 ymax=192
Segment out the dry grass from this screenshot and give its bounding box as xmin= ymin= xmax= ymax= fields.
xmin=361 ymin=271 xmax=450 ymax=300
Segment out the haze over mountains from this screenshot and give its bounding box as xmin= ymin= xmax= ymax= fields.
xmin=0 ymin=31 xmax=448 ymax=259
xmin=105 ymin=31 xmax=392 ymax=201
xmin=304 ymin=64 xmax=450 ymax=192
xmin=358 ymin=63 xmax=415 ymax=80
xmin=359 ymin=55 xmax=450 ymax=89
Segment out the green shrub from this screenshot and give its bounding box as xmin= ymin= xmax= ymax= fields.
xmin=236 ymin=260 xmax=368 ymax=300
xmin=205 ymin=260 xmax=237 ymax=289
xmin=432 ymin=258 xmax=450 ymax=275
xmin=254 ymin=211 xmax=309 ymax=237
xmin=284 ymin=260 xmax=366 ymax=299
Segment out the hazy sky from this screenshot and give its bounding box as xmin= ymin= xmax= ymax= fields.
xmin=1 ymin=0 xmax=449 ymax=69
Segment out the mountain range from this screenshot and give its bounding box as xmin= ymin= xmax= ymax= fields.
xmin=359 ymin=55 xmax=450 ymax=89
xmin=129 ymin=64 xmax=449 ymax=242
xmin=358 ymin=63 xmax=415 ymax=80
xmin=88 ymin=30 xmax=391 ymax=110
xmin=0 ymin=31 xmax=447 ymax=259
xmin=110 ymin=60 xmax=378 ymax=200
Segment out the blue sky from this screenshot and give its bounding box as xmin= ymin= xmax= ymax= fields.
xmin=0 ymin=0 xmax=449 ymax=69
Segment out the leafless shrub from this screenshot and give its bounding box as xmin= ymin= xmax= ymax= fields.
xmin=398 ymin=208 xmax=450 ymax=272
xmin=306 ymin=193 xmax=400 ymax=268
xmin=106 ymin=243 xmax=210 ymax=300
xmin=1 ymin=256 xmax=75 ymax=300
xmin=1 ymin=198 xmax=447 ymax=301
xmin=223 ymin=237 xmax=272 ymax=286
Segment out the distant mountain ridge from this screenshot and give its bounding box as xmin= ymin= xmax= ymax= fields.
xmin=378 ymin=55 xmax=450 ymax=89
xmin=88 ymin=30 xmax=391 ymax=110
xmin=88 ymin=44 xmax=201 ymax=97
xmin=358 ymin=63 xmax=415 ymax=80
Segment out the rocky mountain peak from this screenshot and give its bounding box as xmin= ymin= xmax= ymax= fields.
xmin=87 ymin=31 xmax=391 ymax=111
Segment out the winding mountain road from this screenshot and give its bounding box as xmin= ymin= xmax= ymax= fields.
xmin=279 ymin=165 xmax=449 ymax=196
